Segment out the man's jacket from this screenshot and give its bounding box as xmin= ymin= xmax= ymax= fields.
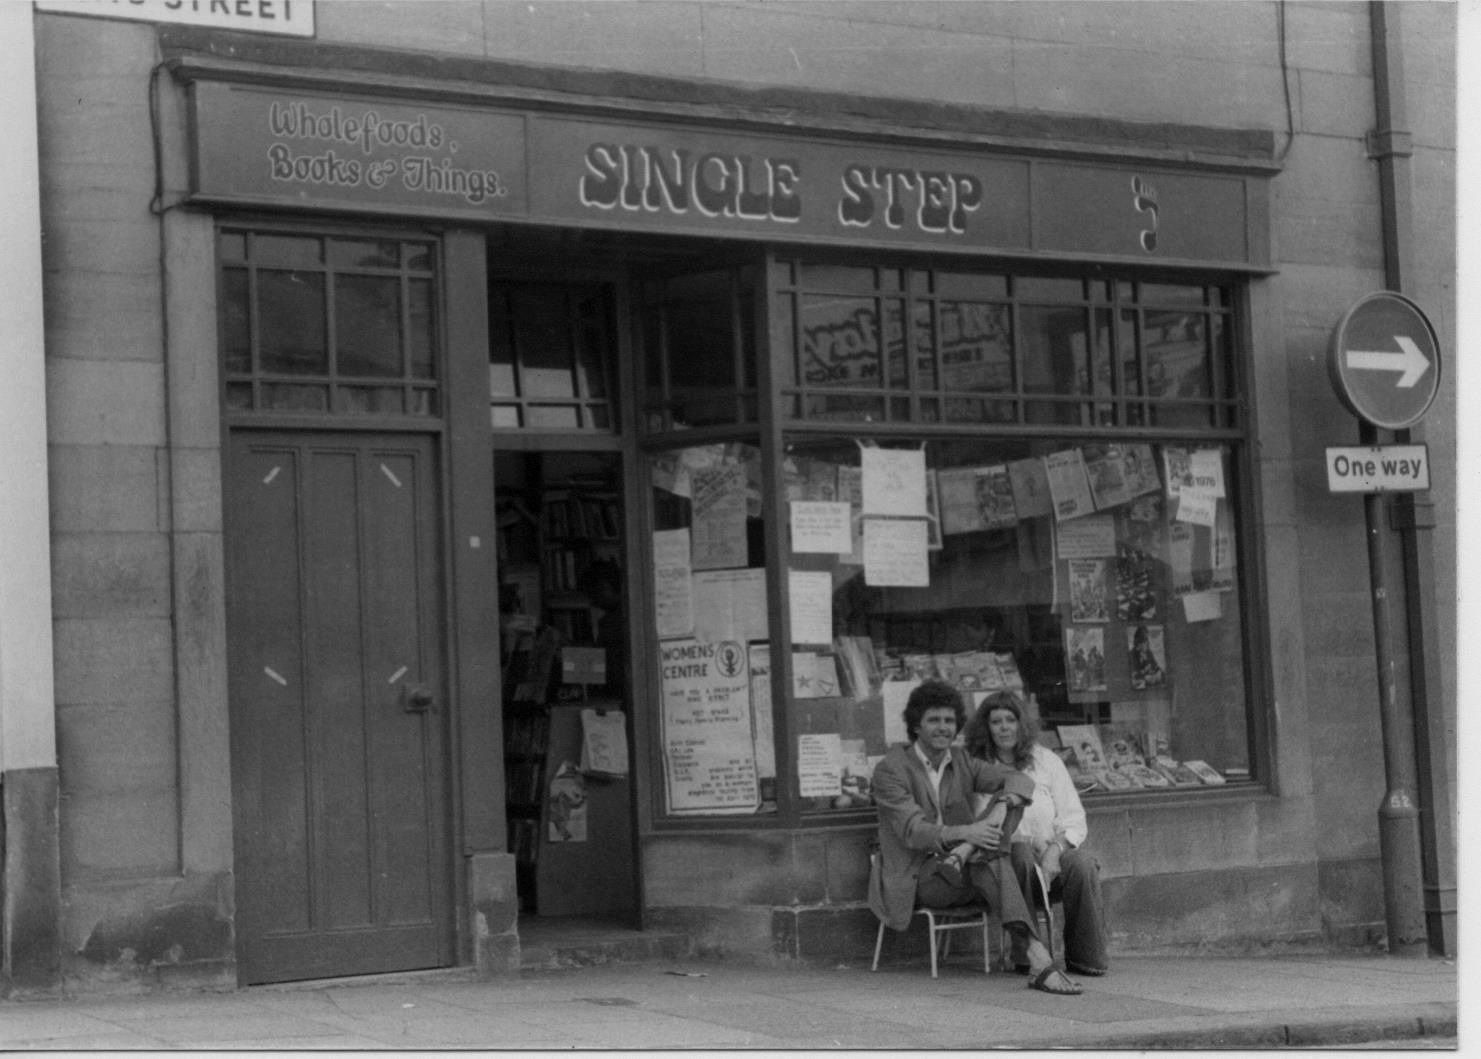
xmin=869 ymin=743 xmax=1034 ymax=931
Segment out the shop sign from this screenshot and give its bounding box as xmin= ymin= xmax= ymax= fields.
xmin=1327 ymin=291 xmax=1441 ymax=430
xmin=191 ymin=82 xmax=525 ymax=221
xmin=189 ymin=81 xmax=1266 ymax=268
xmin=1325 ymin=444 xmax=1430 ymax=494
xmin=36 ymin=0 xmax=314 ymax=37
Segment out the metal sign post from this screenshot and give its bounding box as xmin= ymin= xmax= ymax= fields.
xmin=1326 ymin=292 xmax=1439 ymax=955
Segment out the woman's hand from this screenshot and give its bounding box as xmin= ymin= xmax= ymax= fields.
xmin=1039 ymin=841 xmax=1065 ymax=884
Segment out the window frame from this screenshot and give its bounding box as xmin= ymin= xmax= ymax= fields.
xmin=216 ymin=218 xmax=447 ymax=430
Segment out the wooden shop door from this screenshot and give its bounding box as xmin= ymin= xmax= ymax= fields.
xmin=225 ymin=431 xmax=453 ymax=985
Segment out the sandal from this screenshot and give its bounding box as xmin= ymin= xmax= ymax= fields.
xmin=1028 ymin=966 xmax=1083 ymax=995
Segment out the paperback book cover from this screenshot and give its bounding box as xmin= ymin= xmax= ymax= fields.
xmin=1057 ymin=723 xmax=1107 ymax=771
xmin=1183 ymin=759 xmax=1227 ymax=785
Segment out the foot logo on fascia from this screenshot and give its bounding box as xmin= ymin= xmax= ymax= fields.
xmin=1131 ymin=177 xmax=1159 ymax=253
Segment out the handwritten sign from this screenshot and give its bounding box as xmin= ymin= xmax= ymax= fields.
xmin=787 ymin=570 xmax=835 ymax=645
xmin=693 ymin=568 xmax=769 ymax=643
xmin=861 ymin=448 xmax=927 ymax=517
xmin=653 ymin=529 xmax=694 ymax=639
xmin=790 ymin=500 xmax=853 ymax=554
xmin=692 ymin=465 xmax=749 ymax=570
xmin=863 ymin=518 xmax=930 ymax=586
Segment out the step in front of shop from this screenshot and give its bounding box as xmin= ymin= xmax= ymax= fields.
xmin=517 ymin=920 xmax=694 ymax=971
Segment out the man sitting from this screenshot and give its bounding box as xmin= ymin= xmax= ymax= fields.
xmin=869 ymin=679 xmax=1082 ymax=995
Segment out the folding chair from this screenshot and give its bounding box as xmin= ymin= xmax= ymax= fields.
xmin=872 ymin=903 xmax=997 ymax=978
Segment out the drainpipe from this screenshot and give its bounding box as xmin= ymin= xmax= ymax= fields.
xmin=1365 ymin=0 xmax=1454 ymax=957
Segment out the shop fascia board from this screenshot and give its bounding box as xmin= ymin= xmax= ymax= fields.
xmin=156 ymin=26 xmax=1278 ymax=177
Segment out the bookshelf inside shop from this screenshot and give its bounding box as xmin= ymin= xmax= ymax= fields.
xmin=497 ymin=451 xmax=633 ymax=917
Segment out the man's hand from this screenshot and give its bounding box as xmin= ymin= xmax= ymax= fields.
xmin=956 ymin=817 xmax=1005 ymax=851
xmin=1040 ymin=842 xmax=1064 ymax=884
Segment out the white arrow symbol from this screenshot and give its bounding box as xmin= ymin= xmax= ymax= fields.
xmin=1345 ymin=335 xmax=1431 ymax=388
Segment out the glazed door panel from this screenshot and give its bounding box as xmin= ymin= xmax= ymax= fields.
xmin=226 ymin=431 xmax=452 ymax=985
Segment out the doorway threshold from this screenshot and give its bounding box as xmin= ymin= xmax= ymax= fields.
xmin=518 ymin=915 xmax=693 ymax=971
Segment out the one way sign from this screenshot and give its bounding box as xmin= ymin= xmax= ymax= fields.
xmin=1327 ymin=291 xmax=1441 ymax=429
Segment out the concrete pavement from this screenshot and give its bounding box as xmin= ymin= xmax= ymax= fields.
xmin=0 ymin=952 xmax=1457 ymax=1051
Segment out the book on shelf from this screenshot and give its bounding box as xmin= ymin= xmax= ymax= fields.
xmin=1100 ymin=723 xmax=1146 ymax=769
xmin=1121 ymin=762 xmax=1172 ymax=788
xmin=1150 ymin=755 xmax=1205 ymax=787
xmin=1182 ymin=759 xmax=1227 ymax=785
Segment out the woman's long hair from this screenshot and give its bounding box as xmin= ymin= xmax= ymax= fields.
xmin=963 ymin=691 xmax=1037 ymax=771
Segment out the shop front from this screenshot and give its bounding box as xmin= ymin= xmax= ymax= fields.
xmin=66 ymin=23 xmax=1316 ymax=986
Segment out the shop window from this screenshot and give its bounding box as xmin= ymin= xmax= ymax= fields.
xmin=217 ymin=228 xmax=441 ymax=418
xmin=644 ymin=254 xmax=1255 ymax=822
xmin=780 ymin=436 xmax=1249 ymax=815
xmin=640 ymin=267 xmax=758 ymax=432
xmin=487 ymin=282 xmax=616 ymax=433
xmin=647 ymin=442 xmax=777 ymax=815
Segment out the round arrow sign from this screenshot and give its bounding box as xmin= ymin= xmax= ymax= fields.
xmin=1327 ymin=291 xmax=1441 ymax=430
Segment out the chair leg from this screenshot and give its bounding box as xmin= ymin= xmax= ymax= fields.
xmin=872 ymin=920 xmax=885 ymax=971
xmin=981 ymin=915 xmax=992 ymax=975
xmin=927 ymin=917 xmax=940 ymax=978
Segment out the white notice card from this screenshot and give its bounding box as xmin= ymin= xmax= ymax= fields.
xmin=861 ymin=447 xmax=927 ymax=517
xmin=881 ymin=679 xmax=920 ymax=746
xmin=693 ymin=568 xmax=769 ymax=643
xmin=653 ymin=528 xmax=694 ymax=639
xmin=787 ymin=569 xmax=835 ymax=645
xmin=1054 ymin=514 xmax=1117 ymax=560
xmin=790 ymin=500 xmax=854 ymax=554
xmin=797 ymin=733 xmax=844 ymax=798
xmin=863 ymin=518 xmax=930 ymax=586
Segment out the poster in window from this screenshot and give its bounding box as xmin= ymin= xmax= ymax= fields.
xmin=1115 ymin=493 xmax=1165 ymax=558
xmin=1068 ymin=559 xmax=1110 ymax=622
xmin=1055 ymin=513 xmax=1116 ymax=560
xmin=1162 ymin=446 xmax=1194 ymax=498
xmin=925 ymin=471 xmax=944 ymax=549
xmin=659 ymin=638 xmax=760 ymax=814
xmin=1114 ymin=544 xmax=1158 ymax=622
xmin=1122 ymin=443 xmax=1161 ymax=498
xmin=1084 ymin=444 xmax=1132 ymax=510
xmin=1126 ymin=623 xmax=1167 ymax=690
xmin=1210 ymin=502 xmax=1236 ymax=592
xmin=797 ymin=733 xmax=843 ymax=798
xmin=1167 ymin=521 xmax=1195 ymax=597
xmin=692 ymin=568 xmax=768 ymax=644
xmin=748 ymin=644 xmax=776 ymax=782
xmin=1189 ymin=448 xmax=1226 ymax=497
xmin=863 ymin=517 xmax=931 ymax=586
xmin=1008 ymin=457 xmax=1055 ymax=519
xmin=547 ymin=761 xmax=588 ymax=843
xmin=861 ymin=447 xmax=927 ymax=517
xmin=790 ymin=500 xmax=853 ymax=554
xmin=937 ymin=467 xmax=986 ymax=535
xmin=838 ymin=465 xmax=865 ymax=565
xmin=653 ymin=528 xmax=695 ymax=639
xmin=1064 ymin=626 xmax=1106 ymax=692
xmin=975 ymin=464 xmax=1018 ymax=529
xmin=691 ymin=464 xmax=750 ymax=570
xmin=1044 ymin=449 xmax=1096 ymax=521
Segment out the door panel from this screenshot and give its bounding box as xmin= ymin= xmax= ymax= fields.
xmin=227 ymin=431 xmax=452 ymax=985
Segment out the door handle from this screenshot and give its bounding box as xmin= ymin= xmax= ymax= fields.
xmin=403 ymin=684 xmax=435 ymax=713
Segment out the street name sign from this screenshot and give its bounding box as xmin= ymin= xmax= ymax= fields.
xmin=1327 ymin=291 xmax=1441 ymax=430
xmin=1325 ymin=444 xmax=1430 ymax=493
